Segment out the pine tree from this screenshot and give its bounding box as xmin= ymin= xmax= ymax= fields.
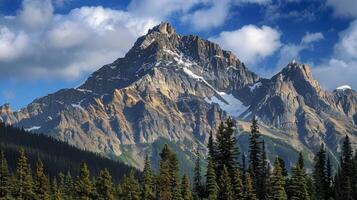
xmin=259 ymin=140 xmax=270 ymax=200
xmin=298 ymin=152 xmax=305 ymax=169
xmin=288 ymin=165 xmax=310 ymax=200
xmin=158 ymin=144 xmax=174 ymax=200
xmin=277 ymin=157 xmax=288 ymax=177
xmin=181 ymin=175 xmax=193 ymax=200
xmin=75 ymin=162 xmax=93 ymax=200
xmin=312 ymin=144 xmax=328 ymax=200
xmin=169 ymin=152 xmax=182 ymax=200
xmin=326 ymin=155 xmax=333 ymax=199
xmin=15 ymin=148 xmax=36 ymax=200
xmin=248 ymin=116 xmax=262 ymax=192
xmin=269 ymin=158 xmax=287 ymax=200
xmin=207 ymin=131 xmax=216 ymax=160
xmin=244 ymin=174 xmax=257 ymax=200
xmin=34 ymin=159 xmax=50 ymax=200
xmin=218 ymin=165 xmax=233 ymax=200
xmin=95 ymin=169 xmax=114 ymax=200
xmin=216 ymin=118 xmax=239 ymax=177
xmin=205 ymin=158 xmax=218 ymax=200
xmin=232 ymin=167 xmax=244 ymax=200
xmin=142 ymin=154 xmax=154 ymax=200
xmin=340 ymin=135 xmax=353 ymax=200
xmin=64 ymin=172 xmax=74 ymax=200
xmin=52 ymin=177 xmax=64 ymax=200
xmin=120 ymin=171 xmax=141 ymax=200
xmin=193 ymin=146 xmax=202 ymax=198
xmin=0 ymin=151 xmax=11 ymax=199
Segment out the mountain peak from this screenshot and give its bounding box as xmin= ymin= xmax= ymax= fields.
xmin=0 ymin=103 xmax=11 ymax=113
xmin=148 ymin=22 xmax=176 ymax=36
xmin=336 ymin=85 xmax=352 ymax=91
xmin=279 ymin=60 xmax=314 ymax=80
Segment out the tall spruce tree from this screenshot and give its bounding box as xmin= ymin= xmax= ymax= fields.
xmin=288 ymin=165 xmax=310 ymax=200
xmin=270 ymin=158 xmax=287 ymax=200
xmin=216 ymin=118 xmax=239 ymax=177
xmin=193 ymin=146 xmax=202 ymax=199
xmin=15 ymin=149 xmax=36 ymax=200
xmin=52 ymin=178 xmax=64 ymax=200
xmin=208 ymin=131 xmax=216 ymax=159
xmin=120 ymin=171 xmax=141 ymax=200
xmin=181 ymin=175 xmax=193 ymax=200
xmin=205 ymin=158 xmax=218 ymax=200
xmin=34 ymin=159 xmax=50 ymax=200
xmin=218 ymin=165 xmax=233 ymax=200
xmin=232 ymin=167 xmax=244 ymax=200
xmin=142 ymin=154 xmax=154 ymax=200
xmin=95 ymin=169 xmax=114 ymax=200
xmin=248 ymin=116 xmax=262 ymax=192
xmin=244 ymin=174 xmax=257 ymax=200
xmin=158 ymin=144 xmax=175 ymax=200
xmin=298 ymin=152 xmax=305 ymax=169
xmin=0 ymin=151 xmax=11 ymax=199
xmin=75 ymin=162 xmax=93 ymax=200
xmin=312 ymin=144 xmax=328 ymax=200
xmin=259 ymin=140 xmax=270 ymax=200
xmin=169 ymin=151 xmax=182 ymax=200
xmin=340 ymin=135 xmax=353 ymax=200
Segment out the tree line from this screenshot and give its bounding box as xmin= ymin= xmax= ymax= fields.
xmin=1 ymin=117 xmax=357 ymax=200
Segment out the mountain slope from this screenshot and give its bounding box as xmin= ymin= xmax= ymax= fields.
xmin=0 ymin=123 xmax=134 ymax=181
xmin=1 ymin=23 xmax=356 ymax=169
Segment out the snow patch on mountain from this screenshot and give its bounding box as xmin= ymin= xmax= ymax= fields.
xmin=205 ymin=93 xmax=248 ymax=117
xmin=25 ymin=126 xmax=41 ymax=132
xmin=249 ymin=82 xmax=262 ymax=92
xmin=336 ymin=85 xmax=352 ymax=91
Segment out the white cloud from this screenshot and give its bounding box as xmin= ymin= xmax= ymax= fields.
xmin=0 ymin=27 xmax=29 ymax=61
xmin=18 ymin=0 xmax=54 ymax=28
xmin=326 ymin=0 xmax=357 ymax=18
xmin=301 ymin=32 xmax=324 ymax=44
xmin=181 ymin=0 xmax=231 ymax=30
xmin=209 ymin=25 xmax=281 ymax=65
xmin=314 ymin=20 xmax=357 ymax=90
xmin=128 ymin=0 xmax=201 ymax=19
xmin=0 ymin=1 xmax=159 ymax=80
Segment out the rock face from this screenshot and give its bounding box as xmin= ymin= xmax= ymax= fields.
xmin=1 ymin=23 xmax=356 ymax=168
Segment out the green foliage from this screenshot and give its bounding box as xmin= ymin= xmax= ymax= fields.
xmin=120 ymin=171 xmax=141 ymax=200
xmin=14 ymin=148 xmax=36 ymax=200
xmin=141 ymin=154 xmax=154 ymax=200
xmin=0 ymin=151 xmax=11 ymax=198
xmin=34 ymin=159 xmax=50 ymax=200
xmin=181 ymin=175 xmax=193 ymax=200
xmin=218 ymin=165 xmax=233 ymax=200
xmin=75 ymin=162 xmax=93 ymax=200
xmin=205 ymin=158 xmax=218 ymax=200
xmin=95 ymin=169 xmax=115 ymax=200
xmin=312 ymin=144 xmax=328 ymax=200
xmin=270 ymin=158 xmax=287 ymax=200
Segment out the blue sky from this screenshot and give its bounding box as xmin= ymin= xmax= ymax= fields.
xmin=0 ymin=0 xmax=357 ymax=110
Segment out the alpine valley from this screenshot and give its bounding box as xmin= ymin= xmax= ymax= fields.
xmin=1 ymin=23 xmax=356 ymax=170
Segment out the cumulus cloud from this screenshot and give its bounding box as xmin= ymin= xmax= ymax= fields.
xmin=326 ymin=0 xmax=357 ymax=18
xmin=0 ymin=27 xmax=29 ymax=61
xmin=0 ymin=1 xmax=159 ymax=80
xmin=301 ymin=32 xmax=324 ymax=44
xmin=18 ymin=0 xmax=54 ymax=28
xmin=314 ymin=19 xmax=357 ymax=90
xmin=181 ymin=0 xmax=231 ymax=30
xmin=209 ymin=25 xmax=281 ymax=65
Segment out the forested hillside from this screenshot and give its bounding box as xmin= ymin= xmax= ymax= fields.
xmin=0 ymin=122 xmax=134 ymax=181
xmin=1 ymin=119 xmax=357 ymax=200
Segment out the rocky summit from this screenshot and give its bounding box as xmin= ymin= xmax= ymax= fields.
xmin=1 ymin=22 xmax=356 ymax=169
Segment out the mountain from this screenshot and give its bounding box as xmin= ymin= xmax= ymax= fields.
xmin=1 ymin=22 xmax=356 ymax=169
xmin=0 ymin=122 xmax=134 ymax=181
